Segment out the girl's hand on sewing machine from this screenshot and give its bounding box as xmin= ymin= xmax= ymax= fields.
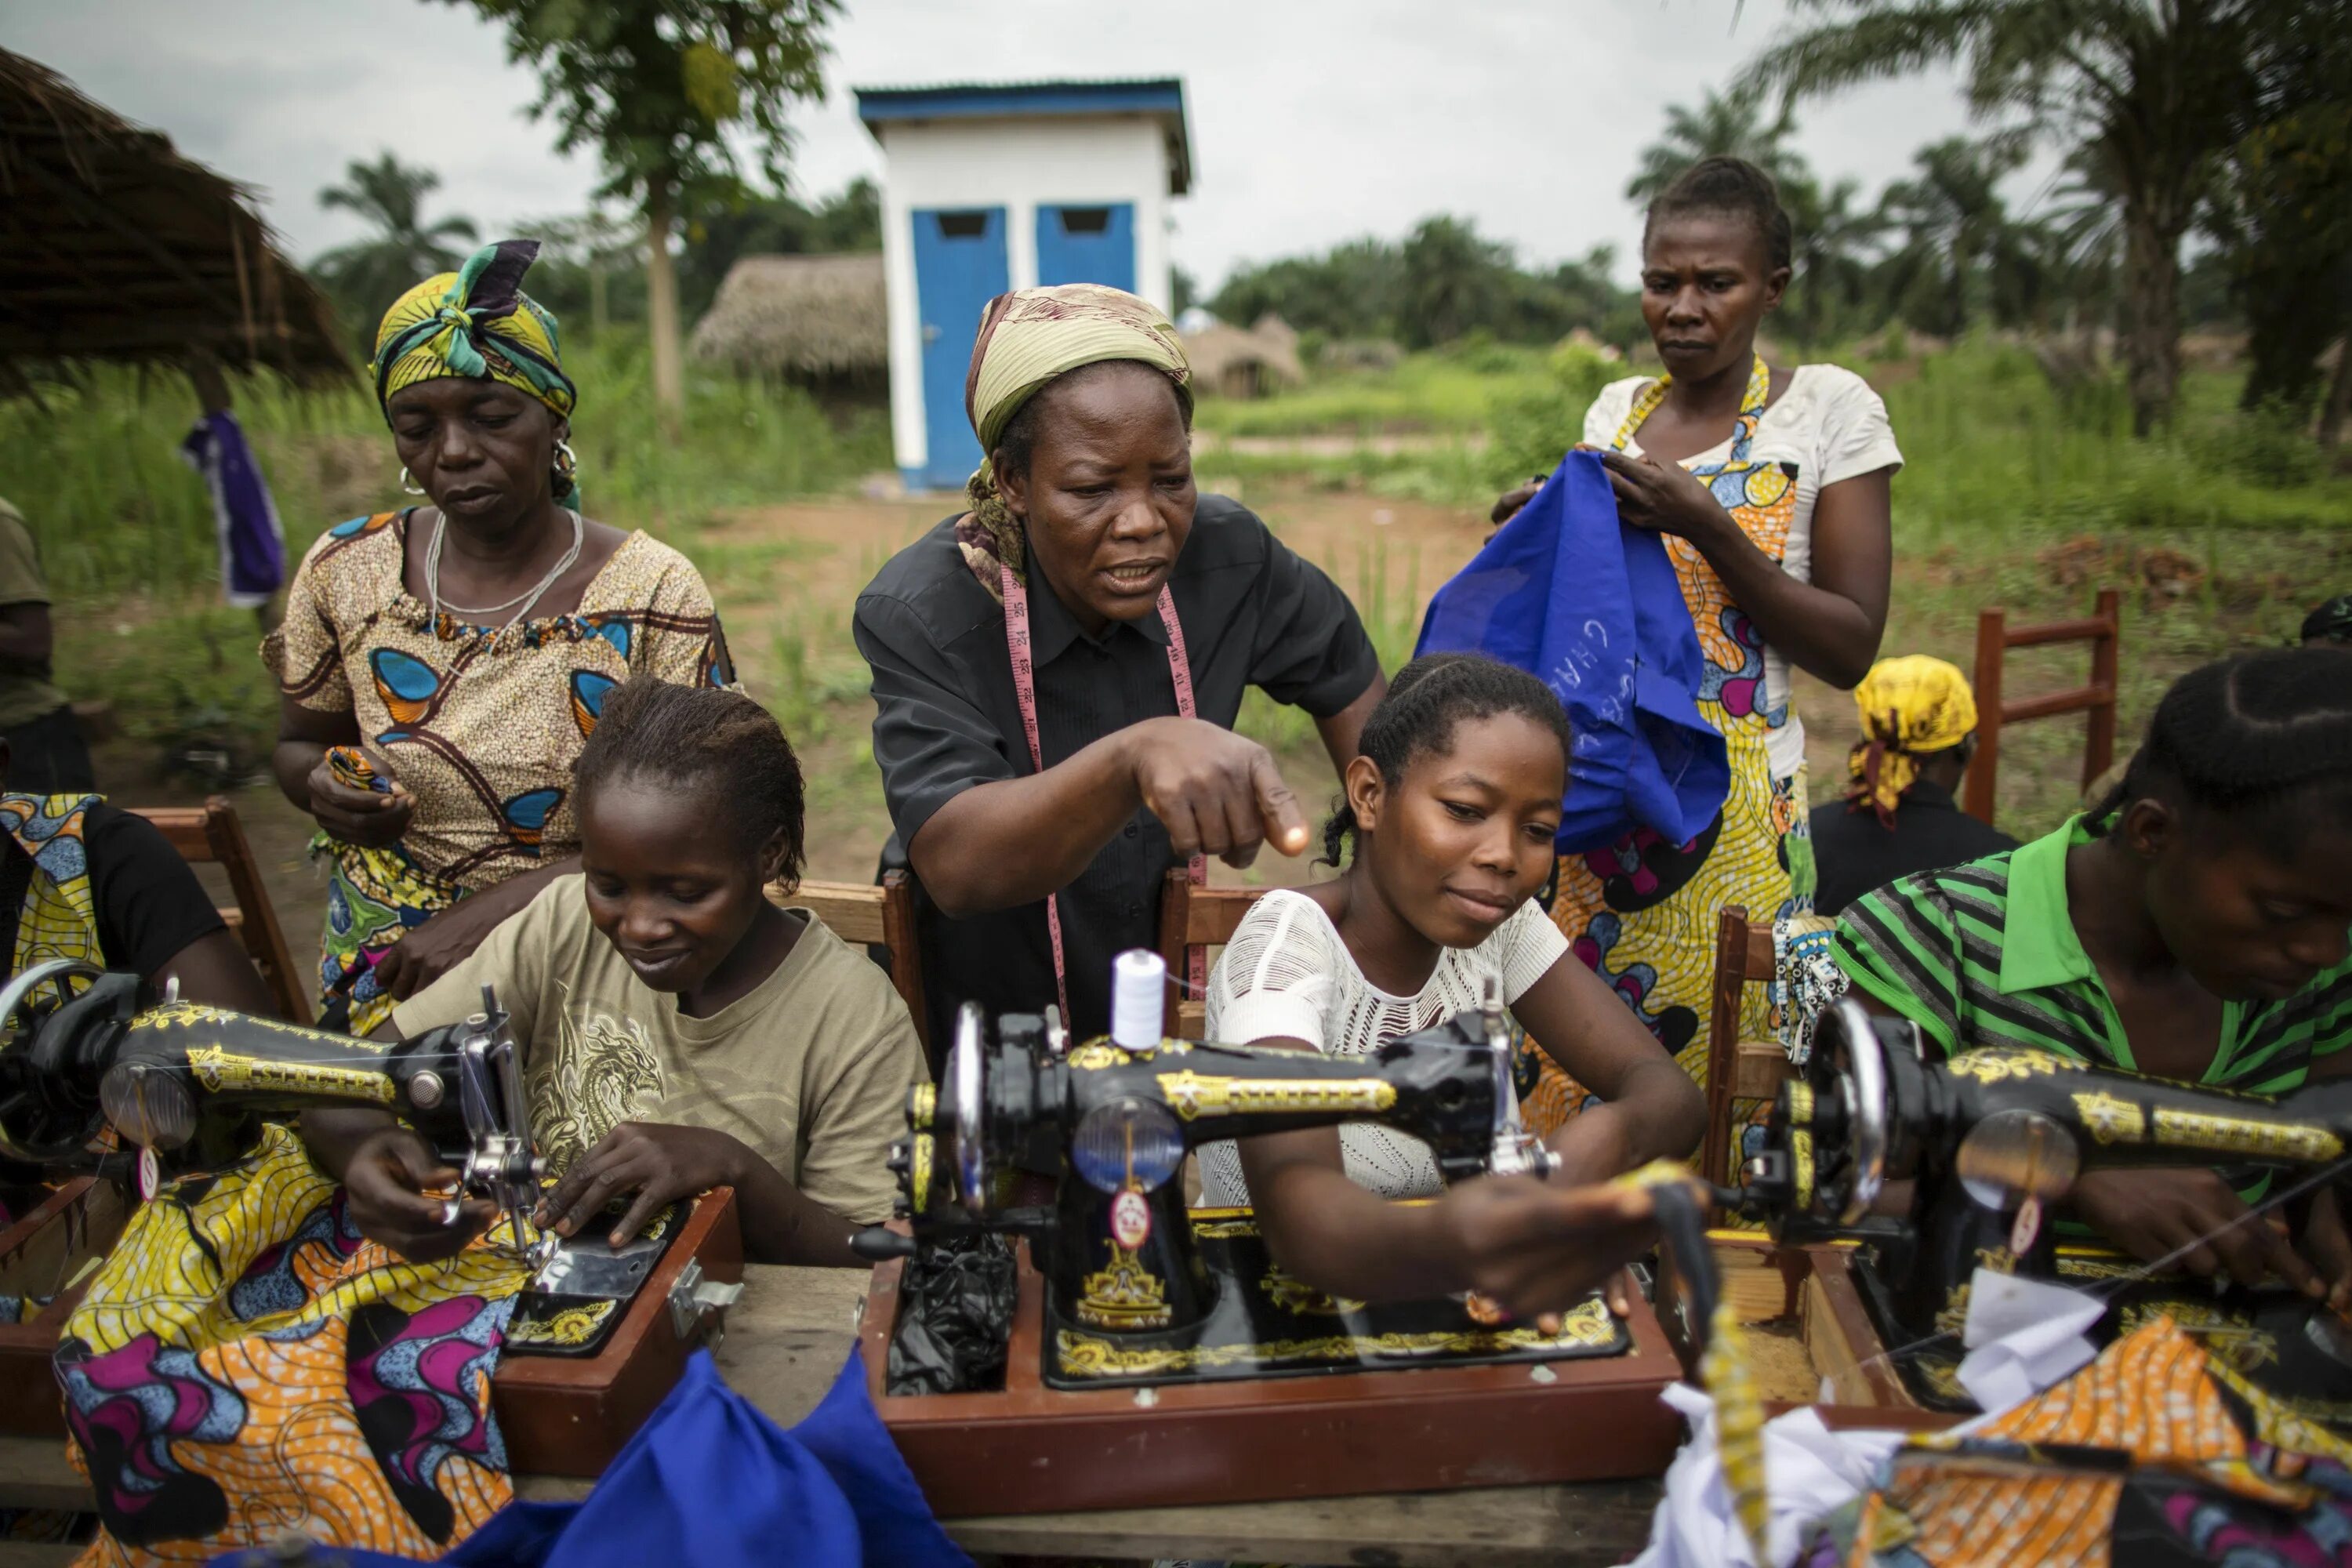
xmin=1437 ymin=1175 xmax=1659 ymax=1319
xmin=2070 ymin=1168 xmax=2323 ymax=1294
xmin=538 ymin=1122 xmax=748 ymax=1250
xmin=343 ymin=1126 xmax=495 ymax=1262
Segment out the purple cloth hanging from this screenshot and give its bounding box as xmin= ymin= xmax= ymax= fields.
xmin=179 ymin=410 xmax=286 ymax=608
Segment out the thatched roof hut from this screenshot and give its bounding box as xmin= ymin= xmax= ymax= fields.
xmin=0 ymin=49 xmax=349 ymax=388
xmin=690 ymin=252 xmax=887 ymax=383
xmin=1181 ymin=313 xmax=1306 ymax=400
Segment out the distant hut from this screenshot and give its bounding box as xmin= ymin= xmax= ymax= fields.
xmin=0 ymin=49 xmax=347 ymax=389
xmin=690 ymin=252 xmax=888 ymax=397
xmin=1181 ymin=313 xmax=1306 ymax=399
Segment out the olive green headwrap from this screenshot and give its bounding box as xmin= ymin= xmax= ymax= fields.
xmin=956 ymin=284 xmax=1191 ymax=603
xmin=372 ymin=239 xmax=582 ymax=508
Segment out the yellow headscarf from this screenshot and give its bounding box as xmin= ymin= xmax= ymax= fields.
xmin=956 ymin=284 xmax=1191 ymax=603
xmin=1845 ymin=655 xmax=1980 ymax=826
xmin=372 ymin=240 xmax=579 ymax=503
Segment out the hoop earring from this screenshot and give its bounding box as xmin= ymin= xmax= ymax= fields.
xmin=399 ymin=466 xmax=426 ymax=496
xmin=554 ymin=439 xmax=579 ymax=482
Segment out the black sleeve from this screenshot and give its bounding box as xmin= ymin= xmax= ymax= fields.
xmin=82 ymin=804 xmax=227 ymax=978
xmin=1243 ymin=518 xmax=1384 ymax=717
xmin=852 ymin=593 xmax=1018 ymax=850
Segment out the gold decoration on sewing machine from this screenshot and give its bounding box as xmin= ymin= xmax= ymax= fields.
xmin=1067 ymin=1043 xmax=1131 ymax=1070
xmin=1075 ymin=1246 xmax=1173 ymax=1330
xmin=2151 ymin=1107 xmax=2343 ymax=1163
xmin=185 ymin=1045 xmax=395 ymax=1105
xmin=1154 ymin=1069 xmax=1399 ymax=1122
xmin=1260 ymin=1264 xmax=1361 ymax=1317
xmin=1791 ymin=1130 xmax=1814 ymax=1212
xmin=2073 ymin=1091 xmax=2145 ymax=1145
xmin=1054 ymin=1297 xmax=1621 ymax=1379
xmin=129 ymin=1002 xmax=393 ymax=1051
xmin=1784 ymin=1082 xmax=1816 ymax=1126
xmin=909 ymin=1084 xmax=935 ymax=1131
xmin=909 ymin=1133 xmax=934 ymax=1212
xmin=2118 ymin=1299 xmax=2278 ymax=1372
xmin=1944 ymin=1050 xmax=2085 ymax=1085
xmin=506 ymin=1298 xmax=618 ymax=1348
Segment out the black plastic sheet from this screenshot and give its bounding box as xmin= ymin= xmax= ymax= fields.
xmin=885 ymin=1232 xmax=1017 ymax=1396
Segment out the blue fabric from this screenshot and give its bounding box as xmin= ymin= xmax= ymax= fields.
xmin=178 ymin=411 xmax=286 ymax=608
xmin=208 ymin=1348 xmax=969 ymax=1568
xmin=1415 ymin=450 xmax=1728 ymax=853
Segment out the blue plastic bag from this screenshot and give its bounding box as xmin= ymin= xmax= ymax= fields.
xmin=209 ymin=1348 xmax=970 ymax=1568
xmin=1416 ymin=450 xmax=1728 ymax=853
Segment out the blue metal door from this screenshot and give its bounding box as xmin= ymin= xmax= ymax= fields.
xmin=1035 ymin=203 xmax=1136 ymax=293
xmin=913 ymin=206 xmax=1009 ymax=490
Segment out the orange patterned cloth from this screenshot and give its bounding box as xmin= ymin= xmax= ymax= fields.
xmin=53 ymin=1125 xmax=532 ymax=1565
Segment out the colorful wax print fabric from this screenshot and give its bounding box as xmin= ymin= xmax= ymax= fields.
xmin=0 ymin=793 xmax=104 ymax=975
xmin=1527 ymin=359 xmax=1815 ymax=1134
xmin=262 ymin=511 xmax=733 ymax=1030
xmin=1797 ymin=1315 xmax=2352 ymax=1567
xmin=56 ymin=1123 xmax=532 ymax=1566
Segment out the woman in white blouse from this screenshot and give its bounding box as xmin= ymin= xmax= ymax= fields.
xmin=1198 ymin=655 xmax=1705 ymax=1321
xmin=1491 ymin=155 xmax=1902 ymax=1143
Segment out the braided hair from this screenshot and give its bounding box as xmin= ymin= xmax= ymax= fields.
xmin=2086 ymin=647 xmax=2352 ymax=855
xmin=572 ymin=677 xmax=807 ymax=885
xmin=1322 ymin=653 xmax=1573 ymax=866
xmin=1643 ymin=155 xmax=1795 ymax=275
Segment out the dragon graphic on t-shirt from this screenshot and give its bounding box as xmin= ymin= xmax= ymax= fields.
xmin=529 ymin=981 xmax=664 ymax=1174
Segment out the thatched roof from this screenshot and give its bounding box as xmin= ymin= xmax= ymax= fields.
xmin=0 ymin=49 xmax=349 ymax=387
xmin=1181 ymin=314 xmax=1306 ymax=399
xmin=691 ymin=252 xmax=887 ymax=378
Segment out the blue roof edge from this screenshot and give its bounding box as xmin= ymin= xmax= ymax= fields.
xmin=852 ymin=79 xmax=1192 ymax=194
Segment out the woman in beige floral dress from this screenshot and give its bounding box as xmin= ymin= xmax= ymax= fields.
xmin=264 ymin=239 xmax=733 ymax=1032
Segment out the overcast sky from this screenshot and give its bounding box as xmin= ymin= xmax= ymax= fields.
xmin=5 ymin=1 xmax=2057 ymax=291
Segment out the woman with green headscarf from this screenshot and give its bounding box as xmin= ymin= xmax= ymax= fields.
xmin=265 ymin=240 xmax=735 ymax=1033
xmin=854 ymin=283 xmax=1387 ymax=1047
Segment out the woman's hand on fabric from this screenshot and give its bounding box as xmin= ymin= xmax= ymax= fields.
xmin=1587 ymin=447 xmax=1729 ymax=543
xmin=1435 ymin=1174 xmax=1658 ymax=1320
xmin=2296 ymin=1183 xmax=2352 ymax=1315
xmin=2069 ymin=1168 xmax=2321 ymax=1292
xmin=306 ymin=753 xmax=413 ymax=846
xmin=1488 ymin=477 xmax=1545 ymax=533
xmin=1124 ymin=717 xmax=1311 ymax=866
xmin=372 ymin=884 xmax=521 ymax=1000
xmin=536 ymin=1123 xmax=750 ymax=1250
xmin=343 ymin=1126 xmax=494 ymax=1262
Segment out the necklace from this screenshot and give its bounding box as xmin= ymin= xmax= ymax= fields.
xmin=426 ymin=507 xmax=584 ymax=627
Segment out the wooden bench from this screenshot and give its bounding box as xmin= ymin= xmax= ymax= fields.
xmin=130 ymin=797 xmax=307 ymax=1023
xmin=768 ymin=870 xmax=928 ymax=1056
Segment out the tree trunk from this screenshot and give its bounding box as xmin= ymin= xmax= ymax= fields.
xmin=2322 ymin=338 xmax=2352 ymax=448
xmin=2120 ymin=205 xmax=2183 ymax=437
xmin=645 ymin=176 xmax=684 ymax=419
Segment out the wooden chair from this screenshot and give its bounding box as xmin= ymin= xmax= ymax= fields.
xmin=1157 ymin=869 xmax=1283 ymax=1040
xmin=1700 ymin=903 xmax=1802 ymax=1191
xmin=1965 ymin=588 xmax=2122 ymax=828
xmin=131 ymin=797 xmax=308 ymax=1023
xmin=771 ymin=870 xmax=929 ymax=1057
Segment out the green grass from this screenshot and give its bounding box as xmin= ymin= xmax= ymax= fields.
xmin=1193 ymin=340 xmax=1557 ymax=439
xmin=5 ymin=332 xmax=886 ymax=750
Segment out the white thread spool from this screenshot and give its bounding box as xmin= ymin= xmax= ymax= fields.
xmin=1110 ymin=949 xmax=1167 ymax=1051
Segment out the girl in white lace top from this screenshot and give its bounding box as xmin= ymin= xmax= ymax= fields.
xmin=1200 ymin=655 xmax=1705 ymax=1320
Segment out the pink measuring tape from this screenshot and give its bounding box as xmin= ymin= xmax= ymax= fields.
xmin=1002 ymin=561 xmax=1207 ymax=1029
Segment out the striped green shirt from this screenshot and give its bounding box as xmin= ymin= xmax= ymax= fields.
xmin=1833 ymin=815 xmax=2352 ymax=1207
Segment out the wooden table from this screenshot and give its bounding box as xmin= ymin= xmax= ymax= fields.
xmin=0 ymin=1266 xmax=1663 ymax=1567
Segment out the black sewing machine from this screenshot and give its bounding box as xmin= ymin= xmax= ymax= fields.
xmin=1732 ymin=996 xmax=2352 ymax=1417
xmin=852 ymin=968 xmax=1646 ymax=1393
xmin=0 ymin=958 xmax=739 ymax=1387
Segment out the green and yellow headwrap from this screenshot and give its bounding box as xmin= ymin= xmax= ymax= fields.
xmin=955 ymin=283 xmax=1191 ymax=603
xmin=373 ymin=240 xmax=580 ymax=500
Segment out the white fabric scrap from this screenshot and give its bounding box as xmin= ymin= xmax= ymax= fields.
xmin=1954 ymin=1268 xmax=2103 ymax=1418
xmin=1630 ymin=1384 xmax=1904 ymax=1568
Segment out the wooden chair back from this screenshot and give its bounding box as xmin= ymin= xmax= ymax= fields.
xmin=1700 ymin=903 xmax=1796 ymax=1190
xmin=1965 ymin=587 xmax=2122 ymax=828
xmin=131 ymin=797 xmax=309 ymax=1023
xmin=770 ymin=870 xmax=929 ymax=1056
xmin=1158 ymin=870 xmax=1283 ymax=1040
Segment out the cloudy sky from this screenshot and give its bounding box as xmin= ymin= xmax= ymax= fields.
xmin=5 ymin=1 xmax=2055 ymax=290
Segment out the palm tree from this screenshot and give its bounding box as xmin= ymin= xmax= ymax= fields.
xmin=1781 ymin=175 xmax=1882 ymax=346
xmin=312 ymin=154 xmax=481 ymax=325
xmin=1870 ymin=136 xmax=2044 ymax=339
xmin=1625 ymin=86 xmax=1809 ymax=205
xmin=1744 ymin=0 xmax=2268 ymax=434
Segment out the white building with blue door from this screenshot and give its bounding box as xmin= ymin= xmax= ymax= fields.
xmin=853 ymin=78 xmax=1192 ymax=492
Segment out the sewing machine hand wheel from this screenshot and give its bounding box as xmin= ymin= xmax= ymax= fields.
xmin=0 ymin=958 xmax=119 ymax=1165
